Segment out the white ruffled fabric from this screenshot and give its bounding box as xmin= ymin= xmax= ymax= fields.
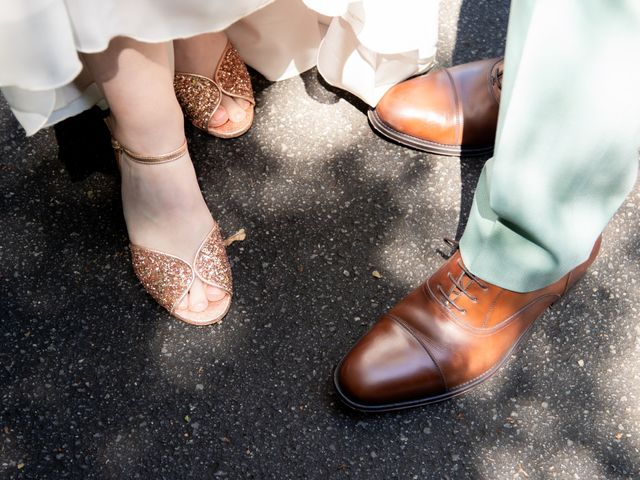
xmin=0 ymin=0 xmax=438 ymax=135
xmin=228 ymin=0 xmax=438 ymax=104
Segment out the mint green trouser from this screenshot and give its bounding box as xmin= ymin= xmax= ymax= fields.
xmin=459 ymin=0 xmax=640 ymax=292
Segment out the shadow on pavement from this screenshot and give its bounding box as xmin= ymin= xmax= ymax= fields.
xmin=1 ymin=1 xmax=639 ymax=478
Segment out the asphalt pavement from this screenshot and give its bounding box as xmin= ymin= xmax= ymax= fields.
xmin=1 ymin=1 xmax=639 ymax=478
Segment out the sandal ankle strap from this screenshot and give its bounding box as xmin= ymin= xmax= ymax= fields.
xmin=111 ymin=137 xmax=188 ymax=164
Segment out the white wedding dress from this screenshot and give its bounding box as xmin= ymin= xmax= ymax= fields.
xmin=0 ymin=0 xmax=439 ymax=135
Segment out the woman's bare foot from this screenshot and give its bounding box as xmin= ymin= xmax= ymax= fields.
xmin=83 ymin=38 xmax=231 ymax=322
xmin=174 ymin=32 xmax=251 ymax=130
xmin=115 ymin=135 xmax=230 ymax=318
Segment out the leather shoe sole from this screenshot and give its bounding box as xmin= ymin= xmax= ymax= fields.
xmin=368 ymin=109 xmax=495 ymax=157
xmin=333 ymin=317 xmax=536 ymax=412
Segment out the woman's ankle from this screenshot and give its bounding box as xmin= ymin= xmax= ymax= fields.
xmin=173 ymin=32 xmax=228 ymax=77
xmin=109 ymin=106 xmax=185 ymax=155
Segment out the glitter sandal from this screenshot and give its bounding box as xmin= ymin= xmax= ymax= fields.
xmin=111 ymin=136 xmax=233 ymax=325
xmin=174 ymin=41 xmax=255 ymax=139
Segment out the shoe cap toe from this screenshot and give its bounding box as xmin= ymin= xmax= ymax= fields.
xmin=335 ymin=316 xmax=446 ymax=409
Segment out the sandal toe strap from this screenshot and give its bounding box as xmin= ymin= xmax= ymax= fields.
xmin=174 ymin=73 xmax=222 ymax=131
xmin=130 ymin=245 xmax=194 ymax=313
xmin=214 ymin=43 xmax=255 ymax=105
xmin=130 ymin=223 xmax=232 ymax=314
xmin=194 ymin=223 xmax=233 ymax=295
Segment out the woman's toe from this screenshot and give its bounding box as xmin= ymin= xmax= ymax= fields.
xmin=235 ymin=98 xmax=251 ymax=110
xmin=221 ymin=95 xmax=246 ymax=123
xmin=209 ymin=106 xmax=229 ymax=128
xmin=206 ymin=285 xmax=227 ymax=302
xmin=188 ymin=279 xmax=209 ymax=312
xmin=177 ymin=295 xmax=189 ymax=311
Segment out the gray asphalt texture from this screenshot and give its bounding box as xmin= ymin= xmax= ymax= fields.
xmin=2 ymin=1 xmax=640 ymax=479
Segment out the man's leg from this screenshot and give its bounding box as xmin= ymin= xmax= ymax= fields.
xmin=334 ymin=0 xmax=640 ymax=411
xmin=460 ymin=0 xmax=640 ymax=292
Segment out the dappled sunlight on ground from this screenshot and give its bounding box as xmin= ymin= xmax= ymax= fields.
xmin=3 ymin=0 xmax=640 ymax=477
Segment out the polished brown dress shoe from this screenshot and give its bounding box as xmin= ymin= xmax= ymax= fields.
xmin=334 ymin=238 xmax=601 ymax=412
xmin=369 ymin=58 xmax=503 ymax=156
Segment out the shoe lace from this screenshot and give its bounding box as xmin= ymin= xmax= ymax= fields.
xmin=442 ymin=237 xmax=459 ymax=258
xmin=491 ymin=63 xmax=504 ymax=90
xmin=436 ymin=239 xmax=488 ymax=314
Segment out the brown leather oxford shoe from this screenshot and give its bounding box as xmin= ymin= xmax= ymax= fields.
xmin=334 ymin=238 xmax=601 ymax=412
xmin=369 ymin=58 xmax=503 ymax=156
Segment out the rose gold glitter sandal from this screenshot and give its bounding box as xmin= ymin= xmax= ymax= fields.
xmin=111 ymin=136 xmax=233 ymax=326
xmin=174 ymin=41 xmax=255 ymax=139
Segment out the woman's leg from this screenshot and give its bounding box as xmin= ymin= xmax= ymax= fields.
xmin=174 ymin=32 xmax=250 ymax=129
xmin=83 ymin=37 xmax=228 ymax=315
